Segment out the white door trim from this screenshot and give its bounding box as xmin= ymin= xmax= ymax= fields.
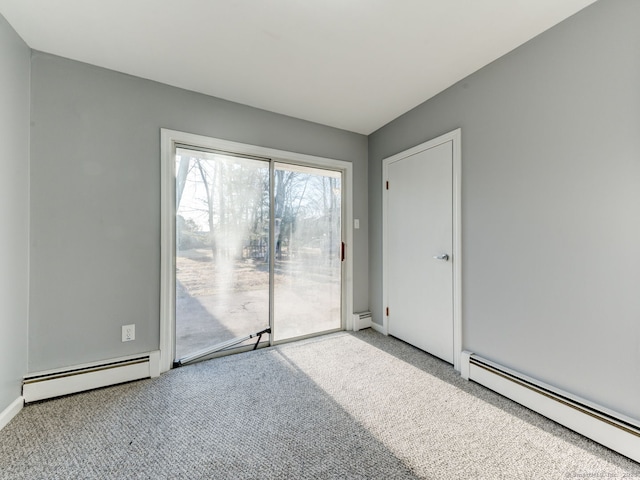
xmin=160 ymin=129 xmax=354 ymax=373
xmin=382 ymin=128 xmax=462 ymax=371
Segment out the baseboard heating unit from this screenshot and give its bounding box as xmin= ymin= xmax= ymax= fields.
xmin=461 ymin=351 xmax=640 ymax=463
xmin=352 ymin=311 xmax=373 ymax=331
xmin=23 ymin=351 xmax=160 ymax=403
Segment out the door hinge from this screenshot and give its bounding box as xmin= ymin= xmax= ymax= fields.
xmin=386 ymin=307 xmax=389 ymax=316
xmin=341 ymin=242 xmax=345 ymax=262
xmin=386 ymin=181 xmax=389 ymax=190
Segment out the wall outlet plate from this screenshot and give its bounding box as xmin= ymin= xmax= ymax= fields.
xmin=122 ymin=324 xmax=135 ymax=342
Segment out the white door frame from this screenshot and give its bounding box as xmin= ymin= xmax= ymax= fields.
xmin=160 ymin=129 xmax=354 ymax=373
xmin=382 ymin=128 xmax=462 ymax=371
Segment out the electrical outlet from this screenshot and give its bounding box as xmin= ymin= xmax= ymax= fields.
xmin=122 ymin=324 xmax=135 ymax=342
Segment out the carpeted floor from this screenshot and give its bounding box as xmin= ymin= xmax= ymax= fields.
xmin=1 ymin=330 xmax=639 ymax=479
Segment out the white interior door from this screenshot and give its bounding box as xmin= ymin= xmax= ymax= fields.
xmin=386 ymin=140 xmax=454 ymax=363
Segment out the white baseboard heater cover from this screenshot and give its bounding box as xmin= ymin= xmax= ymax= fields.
xmin=461 ymin=351 xmax=640 ymax=463
xmin=352 ymin=311 xmax=373 ymax=331
xmin=23 ymin=351 xmax=161 ymax=403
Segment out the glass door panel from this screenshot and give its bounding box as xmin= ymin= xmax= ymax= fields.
xmin=272 ymin=163 xmax=342 ymax=342
xmin=175 ymin=148 xmax=270 ymax=360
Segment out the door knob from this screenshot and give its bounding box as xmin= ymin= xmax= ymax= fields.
xmin=433 ymin=254 xmax=449 ymax=261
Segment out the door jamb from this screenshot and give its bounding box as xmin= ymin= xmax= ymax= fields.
xmin=160 ymin=129 xmax=353 ymax=373
xmin=381 ymin=128 xmax=462 ymax=371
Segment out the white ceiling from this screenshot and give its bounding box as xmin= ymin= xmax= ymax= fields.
xmin=0 ymin=0 xmax=597 ymax=135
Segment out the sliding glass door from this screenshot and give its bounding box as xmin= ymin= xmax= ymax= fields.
xmin=175 ymin=148 xmax=270 ymax=360
xmin=174 ymin=149 xmax=343 ymax=363
xmin=272 ymin=163 xmax=342 ymax=341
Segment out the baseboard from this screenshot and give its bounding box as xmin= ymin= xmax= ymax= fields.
xmin=463 ymin=352 xmax=640 ymax=463
xmin=23 ymin=351 xmax=161 ymax=403
xmin=371 ymin=322 xmax=387 ymax=335
xmin=0 ymin=396 xmax=24 ymax=431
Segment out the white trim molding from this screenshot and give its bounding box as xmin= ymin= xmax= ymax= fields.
xmin=0 ymin=397 xmax=24 ymax=431
xmin=160 ymin=129 xmax=354 ymax=372
xmin=382 ymin=128 xmax=462 ymax=370
xmin=371 ymin=322 xmax=387 ymax=335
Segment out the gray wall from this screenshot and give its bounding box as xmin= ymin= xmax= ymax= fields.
xmin=0 ymin=15 xmax=30 ymax=411
xmin=30 ymin=52 xmax=368 ymax=372
xmin=369 ymin=0 xmax=640 ymax=421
